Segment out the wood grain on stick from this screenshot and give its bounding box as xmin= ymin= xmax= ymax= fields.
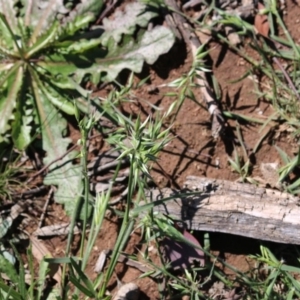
xmin=146 ymin=176 xmax=300 ymax=244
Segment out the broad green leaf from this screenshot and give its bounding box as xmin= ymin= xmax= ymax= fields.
xmin=0 ymin=63 xmax=23 ymax=136
xmin=0 ymin=14 xmax=18 ymax=54
xmin=36 ymin=53 xmax=80 ymax=77
xmin=28 ymin=14 xmax=94 ymax=57
xmin=0 ymin=12 xmax=24 ymax=58
xmin=0 ymin=1 xmax=19 ymax=38
xmin=53 ymin=77 xmax=90 ymax=98
xmin=11 ymin=67 xmax=32 ymax=150
xmin=64 ymin=36 xmax=103 ymax=54
xmin=30 ymin=73 xmax=82 ymax=216
xmin=63 ymin=0 xmax=103 ymax=25
xmin=43 ymin=127 xmax=82 ymax=217
xmin=26 ymin=21 xmax=60 ymax=58
xmin=101 ymin=2 xmax=158 ymax=46
xmin=60 ymin=13 xmax=96 ymax=38
xmin=75 ymin=26 xmax=175 ymax=83
xmin=38 ymin=80 xmax=75 ymax=115
xmin=11 ymin=96 xmax=33 ymax=150
xmin=29 ymin=0 xmax=69 ymax=45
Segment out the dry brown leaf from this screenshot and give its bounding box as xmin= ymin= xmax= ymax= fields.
xmin=30 ymin=236 xmax=62 ymax=284
xmin=254 ymin=2 xmax=270 ymax=37
xmin=223 ymin=288 xmax=244 ymax=300
xmin=260 ymin=162 xmax=280 ymax=187
xmin=10 ymin=200 xmax=32 ymax=219
xmin=94 ymin=250 xmax=110 ymax=273
xmin=33 ymin=223 xmax=80 ymax=237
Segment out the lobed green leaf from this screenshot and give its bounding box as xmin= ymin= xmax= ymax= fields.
xmin=0 ymin=1 xmax=19 ymax=38
xmin=30 ymin=70 xmax=82 ymax=216
xmin=11 ymin=92 xmax=33 ymax=150
xmin=101 ymin=2 xmax=158 ymax=46
xmin=0 ymin=14 xmax=19 ymax=55
xmin=74 ymin=26 xmax=175 ymax=83
xmin=62 ymin=0 xmax=103 ymax=25
xmin=29 ymin=0 xmax=69 ymax=45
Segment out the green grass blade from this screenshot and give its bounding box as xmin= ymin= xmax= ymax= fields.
xmin=9 ymin=243 xmax=26 ymax=299
xmin=37 ymin=258 xmax=51 ymax=300
xmin=0 ymin=281 xmax=22 ymax=300
xmin=69 ymin=258 xmax=97 ymax=297
xmin=69 ymin=275 xmax=95 ymax=298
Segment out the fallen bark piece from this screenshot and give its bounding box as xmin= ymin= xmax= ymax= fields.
xmin=146 ymin=176 xmax=300 ymax=245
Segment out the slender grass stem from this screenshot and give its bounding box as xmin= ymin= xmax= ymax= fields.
xmin=79 ymin=123 xmax=89 ymax=261
xmin=98 ymin=163 xmax=136 ymax=297
xmin=81 ymin=161 xmax=122 ymax=270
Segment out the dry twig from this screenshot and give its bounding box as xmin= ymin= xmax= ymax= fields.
xmin=165 ymin=0 xmax=225 ymax=138
xmin=27 ymin=134 xmax=101 ymax=184
xmin=38 ymin=187 xmax=53 ymax=228
xmin=26 ymin=144 xmax=78 ymax=184
xmin=96 ymin=0 xmax=119 ymax=25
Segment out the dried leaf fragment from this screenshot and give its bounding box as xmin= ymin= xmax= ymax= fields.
xmin=160 ymin=226 xmax=205 ymax=270
xmin=94 ymin=250 xmax=110 ymax=273
xmin=33 ymin=223 xmax=80 ymax=236
xmin=30 ymin=236 xmax=62 ymax=284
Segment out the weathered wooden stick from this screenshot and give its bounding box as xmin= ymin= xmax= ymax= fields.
xmin=164 ymin=0 xmax=225 ymax=138
xmin=146 ymin=176 xmax=300 ymax=245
